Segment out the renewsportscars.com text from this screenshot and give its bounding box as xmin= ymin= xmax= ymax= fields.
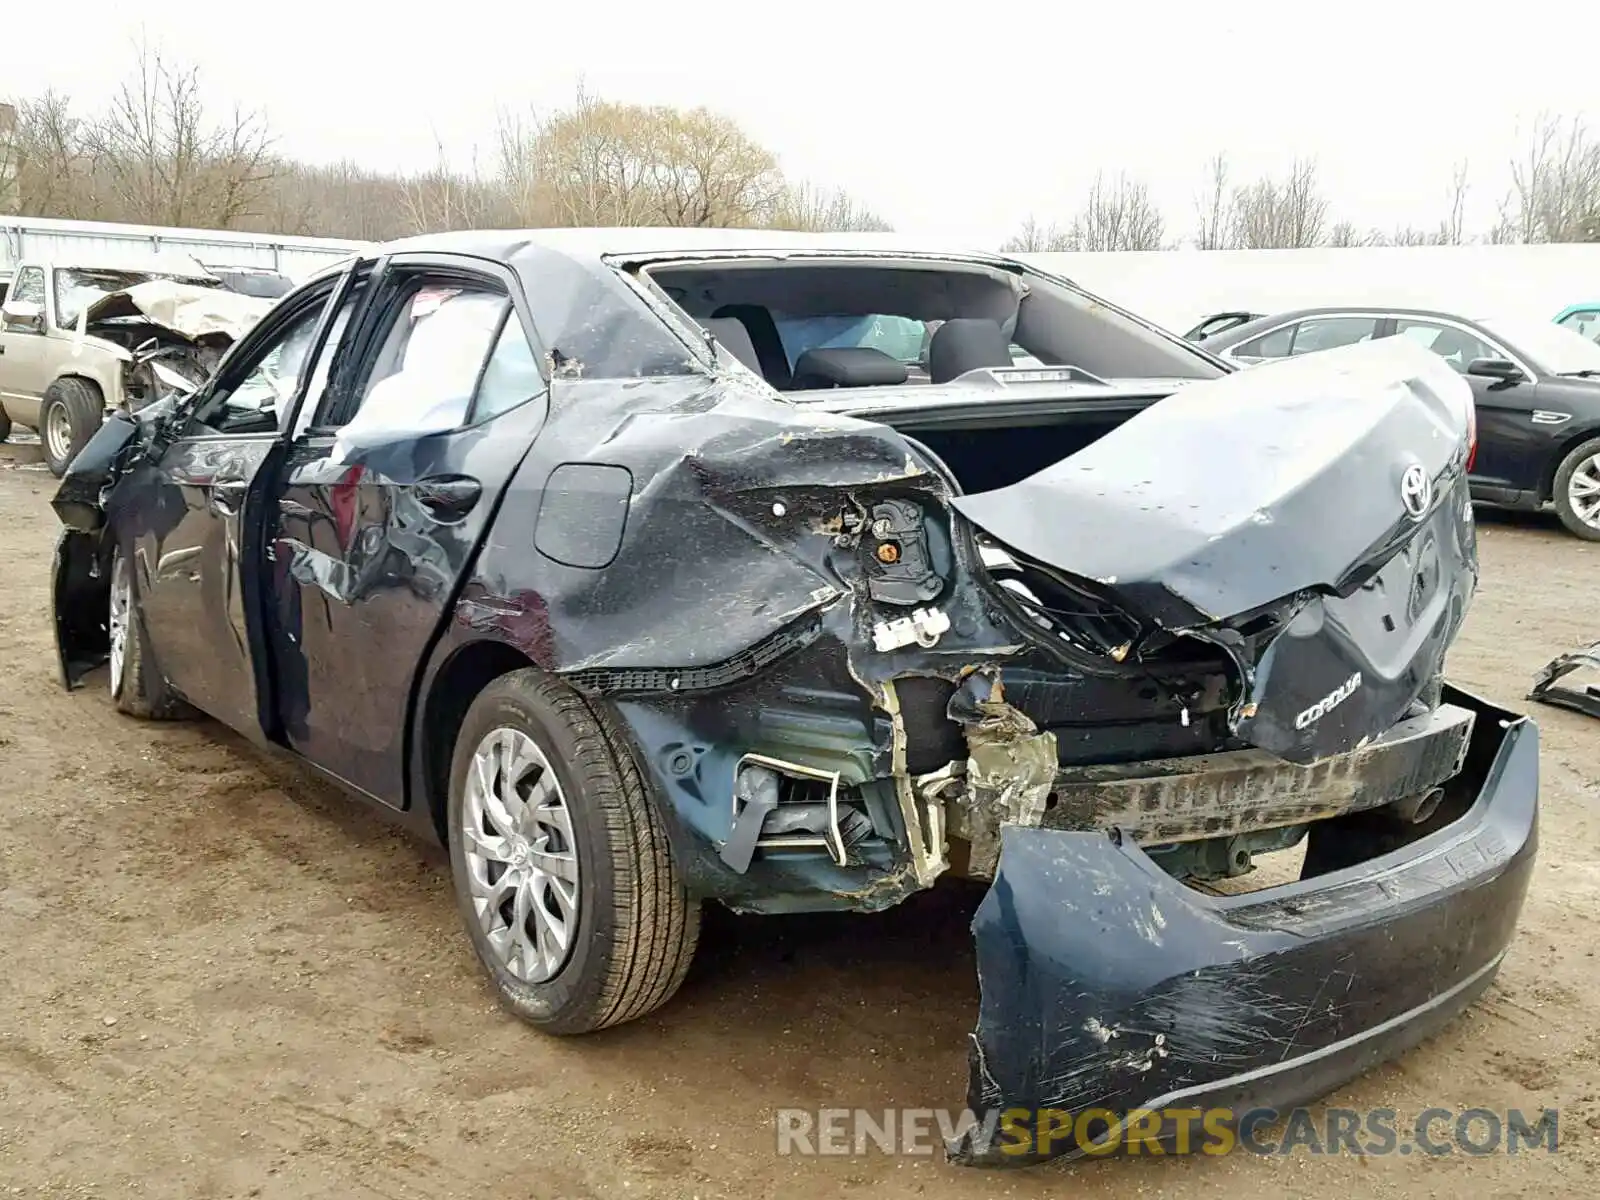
xmin=774 ymin=1105 xmax=1560 ymax=1158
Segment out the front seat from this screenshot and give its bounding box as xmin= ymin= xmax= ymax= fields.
xmin=927 ymin=318 xmax=1013 ymax=383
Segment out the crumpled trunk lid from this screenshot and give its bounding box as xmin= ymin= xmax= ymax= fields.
xmin=951 ymin=338 xmax=1478 ymax=764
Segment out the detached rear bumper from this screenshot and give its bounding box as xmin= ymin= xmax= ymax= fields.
xmin=953 ymin=684 xmax=1538 ymax=1166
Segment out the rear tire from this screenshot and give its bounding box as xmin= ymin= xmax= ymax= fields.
xmin=108 ymin=545 xmax=191 ymax=720
xmin=447 ymin=669 xmax=700 ymax=1035
xmin=1552 ymin=436 xmax=1600 ymax=542
xmin=40 ymin=377 xmax=104 ymax=477
xmin=0 ymin=408 xmax=11 ymax=443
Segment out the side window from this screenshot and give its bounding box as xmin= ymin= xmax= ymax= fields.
xmin=473 ymin=313 xmax=544 ymax=421
xmin=198 ymin=285 xmax=363 ymax=435
xmin=1288 ymin=316 xmax=1378 ymax=355
xmin=4 ymin=268 xmax=46 ymax=330
xmin=334 ymin=277 xmax=539 ymax=442
xmin=1232 ymin=324 xmax=1294 ymax=360
xmin=1392 ymin=319 xmax=1496 ymax=374
xmin=1557 ymin=309 xmax=1600 ymax=342
xmin=13 ymin=268 xmax=45 ymax=304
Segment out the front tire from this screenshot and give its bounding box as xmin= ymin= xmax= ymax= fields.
xmin=41 ymin=377 xmax=104 ymax=477
xmin=108 ymin=545 xmax=190 ymax=719
xmin=0 ymin=407 xmax=12 ymax=443
xmin=1552 ymin=436 xmax=1600 ymax=541
xmin=447 ymin=670 xmax=700 ymax=1035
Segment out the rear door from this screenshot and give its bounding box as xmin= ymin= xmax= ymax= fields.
xmin=132 ymin=264 xmax=370 ymax=736
xmin=261 ymin=252 xmax=550 ymax=808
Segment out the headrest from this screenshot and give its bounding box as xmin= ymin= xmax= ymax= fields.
xmin=701 ymin=318 xmax=762 ymax=375
xmin=791 ymin=346 xmax=908 ymax=389
xmin=928 ymin=318 xmax=1013 ymax=383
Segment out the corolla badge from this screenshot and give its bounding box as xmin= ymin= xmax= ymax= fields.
xmin=1400 ymin=463 xmax=1432 ymax=520
xmin=1295 ymin=672 xmax=1363 ymax=730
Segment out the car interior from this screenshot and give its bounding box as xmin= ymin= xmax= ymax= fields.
xmin=644 ymin=259 xmax=1221 ymax=393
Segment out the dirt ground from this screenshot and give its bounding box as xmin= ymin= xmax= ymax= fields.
xmin=0 ymin=447 xmax=1596 ymax=1200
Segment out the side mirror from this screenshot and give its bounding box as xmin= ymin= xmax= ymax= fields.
xmin=2 ymin=298 xmax=44 ymax=331
xmin=1467 ymin=357 xmax=1525 ymax=382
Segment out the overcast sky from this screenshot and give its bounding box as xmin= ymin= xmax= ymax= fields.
xmin=9 ymin=4 xmax=1600 ymax=246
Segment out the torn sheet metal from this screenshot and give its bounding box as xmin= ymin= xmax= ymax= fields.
xmin=82 ymin=279 xmax=275 ymax=344
xmin=949 ymin=338 xmax=1474 ymax=628
xmin=1527 ymin=640 xmax=1600 ymax=719
xmin=952 ymin=339 xmax=1479 ymax=766
xmin=951 ymin=685 xmax=1538 ymax=1166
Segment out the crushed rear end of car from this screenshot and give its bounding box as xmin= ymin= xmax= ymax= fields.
xmin=916 ymin=340 xmax=1536 ymax=1163
xmin=523 ymin=331 xmax=1535 ymax=1165
xmin=951 ymin=683 xmax=1536 ymax=1163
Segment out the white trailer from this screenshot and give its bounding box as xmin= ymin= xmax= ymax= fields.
xmin=0 ymin=215 xmax=367 ymax=281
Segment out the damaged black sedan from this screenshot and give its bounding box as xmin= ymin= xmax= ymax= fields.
xmin=49 ymin=229 xmax=1538 ymax=1166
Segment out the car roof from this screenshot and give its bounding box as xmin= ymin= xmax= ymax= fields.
xmin=362 ymin=226 xmax=1010 ymax=267
xmin=1204 ymin=304 xmax=1494 ymax=349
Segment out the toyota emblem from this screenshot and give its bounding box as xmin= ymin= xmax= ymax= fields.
xmin=1400 ymin=463 xmax=1432 ymax=520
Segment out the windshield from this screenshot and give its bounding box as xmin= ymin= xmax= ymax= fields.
xmin=1480 ymin=316 xmax=1600 ymax=376
xmin=54 ymin=268 xmax=219 ymax=327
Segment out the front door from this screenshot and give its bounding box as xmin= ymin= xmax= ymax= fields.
xmin=261 ymin=254 xmax=550 ymax=807
xmin=0 ymin=266 xmax=53 ymax=424
xmin=1387 ymin=317 xmax=1537 ymax=490
xmin=132 ymin=265 xmax=369 ymax=736
xmin=1556 ymin=307 xmax=1600 ymax=343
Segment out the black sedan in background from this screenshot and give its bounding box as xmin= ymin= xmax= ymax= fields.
xmin=1201 ymin=306 xmax=1600 ymax=541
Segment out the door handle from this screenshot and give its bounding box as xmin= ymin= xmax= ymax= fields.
xmin=416 ymin=475 xmax=482 ymax=521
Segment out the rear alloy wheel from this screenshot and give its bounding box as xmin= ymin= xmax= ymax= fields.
xmin=40 ymin=377 xmax=104 ymax=476
xmin=1552 ymin=436 xmax=1600 ymax=542
xmin=447 ymin=670 xmax=700 ymax=1035
xmin=108 ymin=545 xmax=190 ymax=719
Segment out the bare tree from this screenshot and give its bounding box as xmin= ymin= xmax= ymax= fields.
xmin=1060 ymin=171 xmax=1166 ymax=251
xmin=770 ymin=180 xmax=892 ymax=232
xmin=999 ymin=215 xmax=1073 ymax=252
xmin=85 ymin=37 xmax=276 ymax=228
xmin=1497 ymin=114 xmax=1600 ymax=243
xmin=650 ymin=107 xmax=789 ymax=226
xmin=1193 ymin=152 xmax=1233 ymax=249
xmin=501 ymin=88 xmax=791 ymax=228
xmin=1230 ymin=158 xmax=1329 ymax=249
xmin=398 ymin=137 xmax=501 ymax=234
xmin=1440 ymin=159 xmax=1470 ymax=245
xmin=1327 ymin=221 xmax=1384 ymax=248
xmin=1 ymin=91 xmax=90 ymax=218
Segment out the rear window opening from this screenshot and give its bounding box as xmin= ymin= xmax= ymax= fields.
xmin=641 ymin=256 xmax=1221 ymax=394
